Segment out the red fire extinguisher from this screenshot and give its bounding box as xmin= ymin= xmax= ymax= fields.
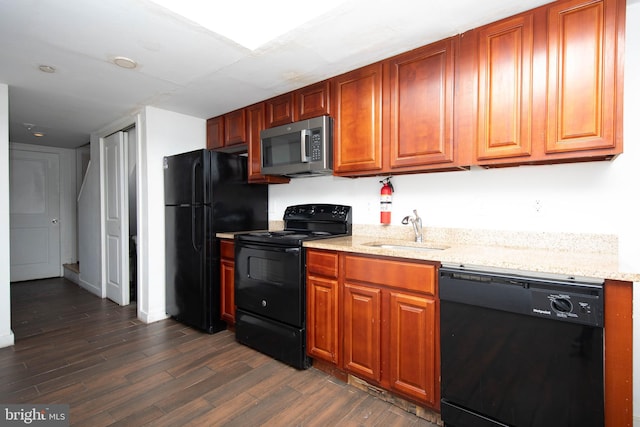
xmin=380 ymin=177 xmax=394 ymax=224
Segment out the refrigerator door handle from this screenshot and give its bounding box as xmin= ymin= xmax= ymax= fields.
xmin=192 ymin=157 xmax=201 ymax=205
xmin=191 ymin=157 xmax=203 ymax=252
xmin=191 ymin=205 xmax=201 ymax=251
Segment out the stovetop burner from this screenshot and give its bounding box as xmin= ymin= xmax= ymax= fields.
xmin=237 ymin=204 xmax=352 ymax=246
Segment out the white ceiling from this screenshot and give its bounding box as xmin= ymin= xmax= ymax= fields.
xmin=0 ymin=0 xmax=552 ymax=149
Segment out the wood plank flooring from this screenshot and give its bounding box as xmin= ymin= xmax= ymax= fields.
xmin=1 ymin=278 xmax=439 ymax=426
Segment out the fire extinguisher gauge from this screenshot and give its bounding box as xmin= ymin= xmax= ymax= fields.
xmin=380 ymin=177 xmax=394 ymax=192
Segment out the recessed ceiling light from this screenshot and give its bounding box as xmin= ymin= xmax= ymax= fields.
xmin=23 ymin=123 xmax=46 ymax=137
xmin=38 ymin=65 xmax=56 ymax=73
xmin=113 ymin=56 xmax=138 ymax=69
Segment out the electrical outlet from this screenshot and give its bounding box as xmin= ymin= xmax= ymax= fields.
xmin=367 ymin=201 xmax=375 ymax=212
xmin=534 ymin=199 xmax=542 ymax=213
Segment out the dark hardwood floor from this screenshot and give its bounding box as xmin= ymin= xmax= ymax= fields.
xmin=1 ymin=278 xmax=439 ymax=426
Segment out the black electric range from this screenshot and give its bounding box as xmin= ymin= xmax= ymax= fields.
xmin=238 ymin=204 xmax=352 ymax=246
xmin=234 ymin=204 xmax=352 ymax=369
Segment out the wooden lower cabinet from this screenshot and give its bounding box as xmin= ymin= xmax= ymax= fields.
xmin=306 ymin=249 xmax=440 ymax=410
xmin=220 ymin=239 xmax=235 ymax=324
xmin=342 ymin=277 xmax=439 ymax=409
xmin=389 ymin=291 xmax=438 ymax=406
xmin=307 ymin=247 xmax=635 ymax=419
xmin=307 ymin=275 xmax=340 ymax=364
xmin=343 ymin=282 xmax=382 ymax=382
xmin=603 ymin=279 xmax=633 ymax=427
xmin=306 ymin=249 xmax=340 ymax=365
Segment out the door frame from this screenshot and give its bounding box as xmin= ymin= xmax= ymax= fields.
xmin=101 ymin=131 xmax=129 ymax=306
xmin=96 ymin=117 xmax=141 ymax=308
xmin=9 ymin=148 xmax=61 ymax=281
xmin=8 ymin=142 xmax=77 ymax=279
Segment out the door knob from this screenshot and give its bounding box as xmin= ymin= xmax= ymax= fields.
xmin=52 ymin=218 xmax=59 ymax=224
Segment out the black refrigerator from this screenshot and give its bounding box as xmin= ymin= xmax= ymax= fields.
xmin=164 ymin=149 xmax=268 ymax=333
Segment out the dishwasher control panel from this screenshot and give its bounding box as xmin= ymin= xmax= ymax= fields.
xmin=440 ymin=264 xmax=604 ymax=328
xmin=531 ymin=288 xmax=602 ymax=326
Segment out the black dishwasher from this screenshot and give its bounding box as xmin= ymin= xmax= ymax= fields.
xmin=439 ymin=264 xmax=604 ymax=427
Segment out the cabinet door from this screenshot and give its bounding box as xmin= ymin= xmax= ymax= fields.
xmin=247 ymin=103 xmax=265 ymax=182
xmin=296 ymin=80 xmax=331 ymax=120
xmin=206 ymin=117 xmax=224 ymax=150
xmin=220 ymin=239 xmax=235 ymax=324
xmin=545 ymin=0 xmax=622 ymax=155
xmin=389 ymin=292 xmax=438 ymax=406
xmin=343 ymin=282 xmax=381 ymax=382
xmin=266 ymin=93 xmax=295 ymax=128
xmin=387 ymin=39 xmax=456 ymax=169
xmin=246 ymin=103 xmax=290 ymax=184
xmin=333 ymin=63 xmax=383 ymax=174
xmin=476 ymin=14 xmax=535 ymax=161
xmin=307 ymin=275 xmax=339 ymax=364
xmin=224 ymin=109 xmax=246 ymax=146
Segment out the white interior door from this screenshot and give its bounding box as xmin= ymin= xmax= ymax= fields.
xmin=103 ymin=132 xmax=129 ymax=305
xmin=9 ymin=149 xmax=61 ymax=281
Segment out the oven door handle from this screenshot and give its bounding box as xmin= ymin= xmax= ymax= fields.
xmin=238 ymin=243 xmax=300 ymax=254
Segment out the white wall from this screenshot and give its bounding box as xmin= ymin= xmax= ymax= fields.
xmin=77 ymin=158 xmax=102 ymax=296
xmin=626 ymin=3 xmax=640 ymax=424
xmin=0 ymin=84 xmax=13 ymax=348
xmin=136 ymin=106 xmax=205 ymax=323
xmin=80 ymin=107 xmax=204 ymax=322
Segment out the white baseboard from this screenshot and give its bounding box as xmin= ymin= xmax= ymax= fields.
xmin=78 ymin=277 xmax=101 ymax=297
xmin=0 ymin=330 xmax=14 ymax=348
xmin=138 ymin=308 xmax=169 ymax=324
xmin=63 ymin=268 xmax=80 ymax=285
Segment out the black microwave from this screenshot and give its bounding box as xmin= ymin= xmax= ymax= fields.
xmin=260 ymin=115 xmax=333 ymax=177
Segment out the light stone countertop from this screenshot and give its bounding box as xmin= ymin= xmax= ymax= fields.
xmin=218 ymin=225 xmax=639 ymax=282
xmin=303 ymin=226 xmax=640 ymax=283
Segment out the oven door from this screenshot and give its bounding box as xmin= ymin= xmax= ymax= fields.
xmin=235 ymin=241 xmax=304 ymax=327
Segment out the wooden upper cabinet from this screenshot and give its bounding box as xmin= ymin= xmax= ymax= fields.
xmin=246 ymin=103 xmax=264 ymax=181
xmin=209 ymin=0 xmax=623 ymax=171
xmin=206 ymin=116 xmax=224 ymax=150
xmin=469 ymin=0 xmax=623 ymax=165
xmin=296 ymin=80 xmax=331 ymax=120
xmin=545 ymin=0 xmax=623 ymax=157
xmin=246 ymin=103 xmax=290 ymax=184
xmin=207 ymin=110 xmax=247 ymax=152
xmin=266 ymin=93 xmax=295 ymax=128
xmin=475 ymin=13 xmax=537 ymax=162
xmin=332 ymin=63 xmax=384 ymax=175
xmin=224 ymin=108 xmax=247 ymax=147
xmin=386 ymin=38 xmax=457 ymax=170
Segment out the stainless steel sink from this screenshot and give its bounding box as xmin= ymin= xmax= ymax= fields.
xmin=363 ymin=242 xmax=448 ymax=252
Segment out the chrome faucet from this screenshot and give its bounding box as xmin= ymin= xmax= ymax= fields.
xmin=402 ymin=209 xmax=423 ymax=242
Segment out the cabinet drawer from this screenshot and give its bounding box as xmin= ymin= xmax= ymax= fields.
xmin=344 ymin=254 xmax=436 ymax=295
xmin=220 ymin=239 xmax=234 ymax=259
xmin=307 ymin=249 xmax=338 ymax=278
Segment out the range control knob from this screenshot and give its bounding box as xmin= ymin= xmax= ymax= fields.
xmin=551 ymin=297 xmax=573 ymax=313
